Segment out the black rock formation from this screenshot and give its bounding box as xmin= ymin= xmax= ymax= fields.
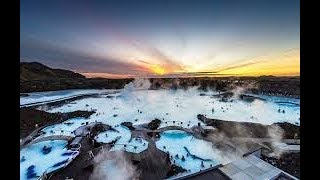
xmin=121 ymin=122 xmax=135 ymax=130
xmin=148 ymin=119 xmax=162 ymax=130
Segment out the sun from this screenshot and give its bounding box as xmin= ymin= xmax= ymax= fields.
xmin=151 ymin=64 xmax=166 ymax=75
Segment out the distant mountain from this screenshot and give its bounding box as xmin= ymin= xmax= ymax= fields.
xmin=20 ymin=62 xmax=132 ymax=93
xmin=19 ymin=62 xmax=299 ymax=97
xmin=20 ymin=62 xmax=85 ymax=81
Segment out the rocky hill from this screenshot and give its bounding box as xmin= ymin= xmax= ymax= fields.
xmin=20 ymin=62 xmax=85 ymax=81
xmin=20 ymin=62 xmax=132 ymax=93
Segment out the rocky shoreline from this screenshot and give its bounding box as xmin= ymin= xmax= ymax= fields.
xmin=262 ymin=152 xmax=300 ymax=178
xmin=20 ymin=108 xmax=95 ymax=138
xmin=197 ymin=114 xmax=300 ymax=139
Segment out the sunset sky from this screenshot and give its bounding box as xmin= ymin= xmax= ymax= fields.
xmin=20 ymin=0 xmax=300 ymax=78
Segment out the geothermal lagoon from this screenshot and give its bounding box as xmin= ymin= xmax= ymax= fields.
xmin=20 ymin=85 xmax=300 ymax=179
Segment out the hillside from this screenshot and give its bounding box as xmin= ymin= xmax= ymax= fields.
xmin=20 ymin=62 xmax=132 ymax=93
xmin=20 ymin=62 xmax=85 ymax=81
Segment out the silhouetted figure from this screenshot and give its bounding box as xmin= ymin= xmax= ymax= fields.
xmin=181 ymin=156 xmax=185 ymax=161
xmin=42 ymin=146 xmax=52 ymax=155
xmin=21 ymin=156 xmax=26 ymax=162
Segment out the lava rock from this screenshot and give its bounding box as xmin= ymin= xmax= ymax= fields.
xmin=121 ymin=122 xmax=135 ymax=130
xmin=148 ymin=119 xmax=162 ymax=130
xmin=166 ymin=164 xmax=187 ymax=178
xmin=197 ymin=114 xmax=217 ymax=126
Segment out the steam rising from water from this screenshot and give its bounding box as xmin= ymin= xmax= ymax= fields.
xmin=123 ymin=78 xmax=151 ymax=91
xmin=230 ymin=81 xmax=258 ymax=98
xmin=22 ymin=79 xmax=300 ymax=179
xmin=48 ymin=81 xmax=300 ymax=127
xmin=267 ymin=125 xmax=286 ymax=157
xmin=90 ymin=150 xmax=139 ymax=180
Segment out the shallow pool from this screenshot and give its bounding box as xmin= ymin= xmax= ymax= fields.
xmin=95 ymin=125 xmax=149 ymax=153
xmin=156 ymin=130 xmax=220 ymax=175
xmin=20 ymin=140 xmax=77 ymax=180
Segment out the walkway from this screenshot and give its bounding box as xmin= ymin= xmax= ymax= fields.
xmin=150 ymin=126 xmax=193 ymax=133
xmin=24 ymin=135 xmax=73 ymax=147
xmin=20 ymin=121 xmax=67 ymax=148
xmin=20 ymin=93 xmax=99 ymax=108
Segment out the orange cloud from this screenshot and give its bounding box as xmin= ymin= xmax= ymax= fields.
xmin=81 ymin=72 xmax=134 ymax=79
xmin=217 ymin=48 xmax=300 ymax=76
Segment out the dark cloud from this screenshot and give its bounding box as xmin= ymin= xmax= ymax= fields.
xmin=20 ymin=37 xmax=150 ymax=75
xmin=215 ymin=61 xmax=261 ymax=72
xmin=137 ymin=60 xmax=153 ymax=65
xmin=152 ymin=72 xmax=238 ymax=78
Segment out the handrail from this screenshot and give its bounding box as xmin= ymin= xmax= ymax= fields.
xmin=37 ymin=150 xmax=80 ymax=180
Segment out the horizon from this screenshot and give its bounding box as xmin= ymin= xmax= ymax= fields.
xmin=20 ymin=0 xmax=300 ymax=78
xmin=20 ymin=61 xmax=300 ymax=79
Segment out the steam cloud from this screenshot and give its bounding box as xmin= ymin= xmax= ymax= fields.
xmin=90 ymin=150 xmax=139 ymax=180
xmin=267 ymin=125 xmax=285 ymax=157
xmin=230 ymin=81 xmax=258 ymax=98
xmin=123 ymin=78 xmax=151 ymax=91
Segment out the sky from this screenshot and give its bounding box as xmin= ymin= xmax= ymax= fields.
xmin=20 ymin=0 xmax=300 ymax=78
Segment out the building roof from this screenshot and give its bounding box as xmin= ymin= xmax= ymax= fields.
xmin=219 ymin=154 xmax=299 ymax=180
